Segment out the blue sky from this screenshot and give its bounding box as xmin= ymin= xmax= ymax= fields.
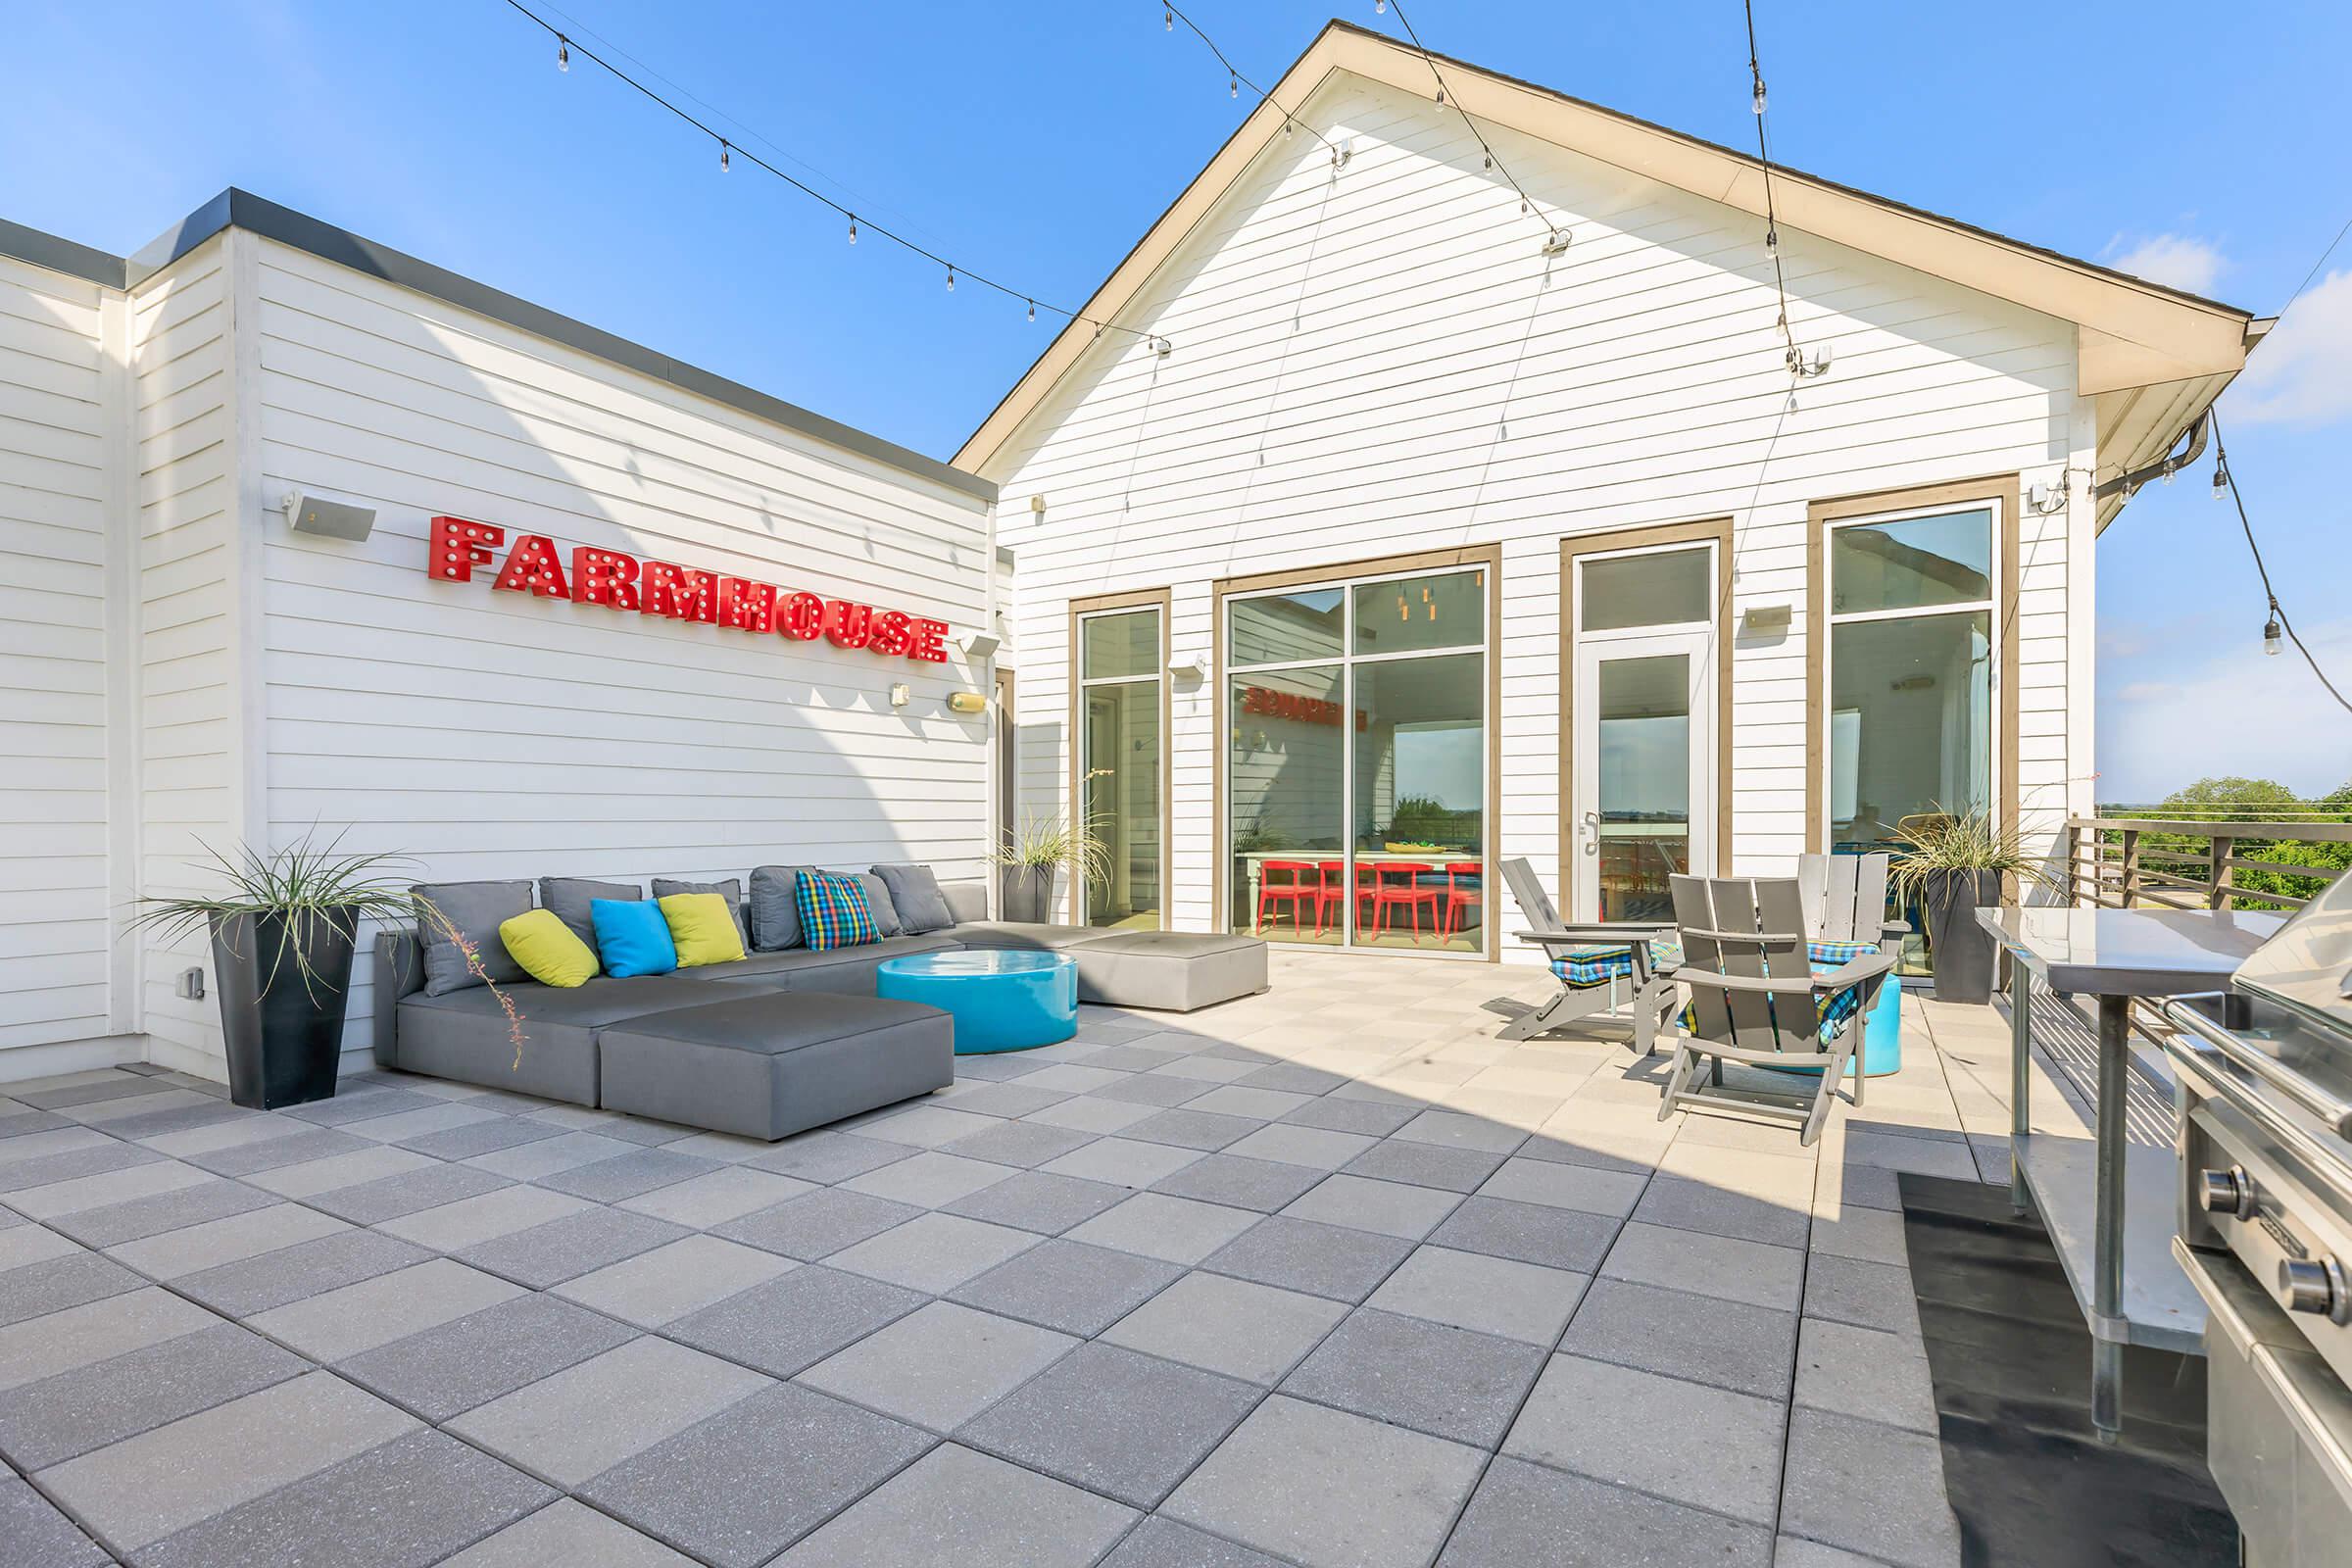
xmin=8 ymin=0 xmax=2346 ymax=801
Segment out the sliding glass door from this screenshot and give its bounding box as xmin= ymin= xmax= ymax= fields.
xmin=1227 ymin=566 xmax=1487 ymax=955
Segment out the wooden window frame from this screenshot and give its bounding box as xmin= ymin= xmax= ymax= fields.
xmin=1804 ymin=474 xmax=2022 ymax=855
xmin=1068 ymin=589 xmax=1173 ymax=929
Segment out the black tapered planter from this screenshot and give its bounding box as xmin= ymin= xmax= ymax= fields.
xmin=1920 ymin=868 xmax=2002 ymax=1004
xmin=1001 ymin=865 xmax=1055 ymax=924
xmin=209 ymin=907 xmax=357 ymax=1109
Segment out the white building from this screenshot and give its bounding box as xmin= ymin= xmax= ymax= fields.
xmin=960 ymin=22 xmax=2260 ymax=960
xmin=0 ymin=191 xmax=1000 ymax=1086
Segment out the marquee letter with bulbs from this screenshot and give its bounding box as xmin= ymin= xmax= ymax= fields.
xmin=426 ymin=515 xmax=949 ymax=663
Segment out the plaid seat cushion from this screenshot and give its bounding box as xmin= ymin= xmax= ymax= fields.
xmin=1550 ymin=938 xmax=1684 ymax=989
xmin=795 ymin=869 xmax=881 ymax=952
xmin=1677 ymin=937 xmax=1881 ymax=1046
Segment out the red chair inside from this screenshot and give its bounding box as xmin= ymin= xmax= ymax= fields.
xmin=1256 ymin=859 xmax=1320 ymax=935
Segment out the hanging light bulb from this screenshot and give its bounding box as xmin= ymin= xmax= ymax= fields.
xmin=946 ymin=266 xmax=956 ymax=293
xmin=1436 ymin=85 xmax=1446 ymax=106
xmin=1752 ymin=76 xmax=1767 ymax=115
xmin=1230 ymin=72 xmax=1239 ymax=99
xmin=2265 ymin=611 xmax=2284 ymax=657
xmin=557 ymin=35 xmax=570 ymax=72
xmin=2212 ymin=456 xmax=2230 ymax=500
xmin=1284 ymin=118 xmax=1295 ymax=137
xmin=847 ymin=217 xmax=858 ymax=245
xmin=718 ymin=141 xmax=730 ymax=172
xmin=1164 ymin=6 xmax=1172 ymax=28
xmin=1483 ymin=152 xmax=1493 ymax=170
xmin=1376 ymin=0 xmax=1387 ymax=13
xmin=1765 ymin=226 xmax=1779 ymax=253
xmin=1027 ymin=299 xmax=1036 ymax=323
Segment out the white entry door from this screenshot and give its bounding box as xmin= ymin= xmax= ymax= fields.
xmin=1572 ymin=627 xmax=1715 ymax=922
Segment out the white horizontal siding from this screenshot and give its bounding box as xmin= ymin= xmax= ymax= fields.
xmin=0 ymin=254 xmax=113 ymax=1052
xmin=991 ymin=75 xmax=2088 ymax=957
xmin=250 ymin=240 xmax=995 ymax=1053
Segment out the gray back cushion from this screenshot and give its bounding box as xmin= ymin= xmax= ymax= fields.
xmin=652 ymin=877 xmax=752 ymax=946
xmin=748 ymin=865 xmax=818 ymax=951
xmin=873 ymin=864 xmax=954 ymax=935
xmin=851 ymin=871 xmax=903 ymax=937
xmin=411 ymin=879 xmax=533 ymax=996
xmin=939 ymin=879 xmax=988 ymax=924
xmin=539 ymin=877 xmax=640 ymax=949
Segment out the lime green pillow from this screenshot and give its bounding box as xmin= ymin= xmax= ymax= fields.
xmin=498 ymin=908 xmax=600 ymax=987
xmin=661 ymin=892 xmax=747 ymax=967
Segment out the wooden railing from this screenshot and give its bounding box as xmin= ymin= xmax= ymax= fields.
xmin=2060 ymin=816 xmax=2352 ymax=913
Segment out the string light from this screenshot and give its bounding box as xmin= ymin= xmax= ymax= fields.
xmin=1381 ymin=0 xmax=1562 ymax=243
xmin=1028 ymin=299 xmax=1036 ymax=322
xmin=1742 ymin=1 xmax=1820 ymax=378
xmin=1157 ymin=2 xmax=1344 ymax=161
xmin=2208 ymin=412 xmax=2352 ymax=710
xmin=2212 ymin=454 xmax=2229 ymax=500
xmin=497 ymin=0 xmax=1158 ymax=348
xmin=1230 ymin=70 xmax=1238 ymax=99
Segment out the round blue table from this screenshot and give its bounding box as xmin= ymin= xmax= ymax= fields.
xmin=876 ymin=950 xmax=1078 ymax=1054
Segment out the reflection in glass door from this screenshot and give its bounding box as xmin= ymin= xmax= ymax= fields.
xmin=1571 ymin=544 xmax=1716 ymax=922
xmin=1079 ymin=607 xmax=1163 ymax=930
xmin=1227 ymin=568 xmax=1487 ymax=955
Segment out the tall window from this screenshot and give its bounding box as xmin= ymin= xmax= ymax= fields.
xmin=1226 ymin=566 xmax=1487 ymax=954
xmin=1078 ymin=607 xmax=1163 ymax=930
xmin=1826 ymin=505 xmax=1997 ymax=860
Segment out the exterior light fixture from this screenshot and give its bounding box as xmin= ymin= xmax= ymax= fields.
xmin=948 ymin=691 xmax=989 ymax=714
xmin=888 ymin=682 xmax=912 ymax=709
xmin=2213 ymin=457 xmax=2230 ymax=501
xmin=1541 ymin=230 xmax=1571 ymax=258
xmin=557 ymin=35 xmax=569 ymax=72
xmin=2265 ymin=612 xmax=2283 ymax=657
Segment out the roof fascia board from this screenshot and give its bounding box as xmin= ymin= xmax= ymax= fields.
xmin=0 ymin=189 xmax=994 ymax=505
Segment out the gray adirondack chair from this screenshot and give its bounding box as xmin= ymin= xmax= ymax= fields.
xmin=1657 ymin=873 xmax=1898 ymax=1146
xmin=1797 ymin=852 xmax=1910 ymax=953
xmin=1497 ymin=858 xmax=1681 ymax=1051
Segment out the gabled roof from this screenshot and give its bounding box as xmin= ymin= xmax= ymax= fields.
xmin=954 ymin=19 xmax=2262 ymax=526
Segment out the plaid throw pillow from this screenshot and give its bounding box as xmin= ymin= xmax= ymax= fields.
xmin=795 ymin=870 xmax=880 ymax=952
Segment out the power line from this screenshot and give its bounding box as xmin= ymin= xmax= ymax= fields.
xmin=1158 ymin=2 xmax=1345 ymax=164
xmin=2277 ymin=211 xmax=2352 ymax=325
xmin=2209 ymin=410 xmax=2352 ymax=715
xmin=501 ymin=0 xmax=1161 ymax=347
xmin=1379 ymin=0 xmax=1568 ymax=242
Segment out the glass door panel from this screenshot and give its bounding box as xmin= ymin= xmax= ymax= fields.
xmin=1230 ymin=664 xmax=1346 ymax=946
xmin=1351 ymin=654 xmax=1484 ymax=951
xmin=1083 ymin=679 xmax=1161 ymax=929
xmin=1574 ymin=636 xmax=1712 ymax=922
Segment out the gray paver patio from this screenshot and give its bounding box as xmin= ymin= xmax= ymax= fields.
xmin=0 ymin=950 xmax=1981 ymax=1565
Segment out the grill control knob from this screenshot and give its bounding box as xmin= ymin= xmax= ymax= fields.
xmin=2199 ymin=1167 xmax=2256 ymax=1219
xmin=2280 ymin=1259 xmax=2339 ymax=1316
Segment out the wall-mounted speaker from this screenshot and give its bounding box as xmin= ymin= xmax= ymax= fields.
xmin=280 ymin=491 xmax=376 ymax=542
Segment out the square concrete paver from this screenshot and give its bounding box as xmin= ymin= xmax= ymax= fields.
xmin=1099 ymin=1517 xmax=1294 ymax=1568
xmin=798 ymin=1300 xmax=1074 ymax=1433
xmin=247 ymin=1256 xmax=523 ymax=1362
xmin=840 ymin=1151 xmax=1018 ymax=1209
xmin=1425 ymin=1197 xmax=1619 ymax=1274
xmin=776 ymin=1444 xmax=1133 ymax=1568
xmin=580 ymin=1383 xmax=931 ymax=1568
xmin=1101 ymin=1270 xmax=1348 ymax=1384
xmin=1365 ymin=1246 xmax=1588 ymax=1346
xmin=618 ymin=1165 xmax=814 ymax=1228
xmin=1599 ymin=1220 xmax=1805 ymax=1312
xmin=442 ymin=1498 xmax=698 ymax=1566
xmin=1438 ymin=1455 xmax=1773 ymax=1567
xmin=1779 ymin=1406 xmax=1961 ymax=1568
xmin=339 ymin=1294 xmax=639 ymax=1422
xmin=456 ymin=1205 xmax=692 ymax=1289
xmin=948 ymin=1238 xmax=1184 ymax=1336
xmin=714 ymin=1189 xmax=922 ymax=1260
xmin=1282 ymin=1307 xmax=1546 ymax=1446
xmin=449 ymin=1336 xmax=769 ymax=1489
xmin=1504 ymin=1352 xmax=1787 ymax=1525
xmin=823 ymin=1212 xmax=1039 ymax=1293
xmin=1203 ymin=1215 xmax=1416 ymax=1302
xmin=1066 ymin=1192 xmax=1260 ymax=1265
xmin=0 ymin=1473 xmax=109 ymax=1566
xmin=34 ymin=1370 xmax=416 ymax=1555
xmin=1165 ymin=1396 xmax=1486 ymax=1568
xmin=0 ymin=1286 xmax=215 ymax=1394
xmin=1151 ymin=1152 xmax=1327 ymax=1212
xmin=666 ymin=1266 xmax=926 ymax=1379
xmin=959 ymin=1343 xmax=1256 ymax=1507
xmin=1282 ymin=1173 xmax=1464 ymax=1240
xmin=942 ymin=1169 xmax=1129 ymax=1234
xmin=1557 ymin=1278 xmax=1798 ymax=1399
xmin=554 ymin=1234 xmax=792 ymax=1327
xmin=0 ymin=1319 xmax=304 ymax=1471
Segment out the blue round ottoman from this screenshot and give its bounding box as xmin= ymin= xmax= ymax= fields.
xmin=876 ymin=950 xmax=1079 ymax=1054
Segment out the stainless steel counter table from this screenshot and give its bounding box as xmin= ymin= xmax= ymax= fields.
xmin=1977 ymin=905 xmax=2284 ymax=1441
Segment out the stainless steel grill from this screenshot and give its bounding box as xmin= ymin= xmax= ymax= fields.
xmin=2160 ymin=870 xmax=2352 ymax=1566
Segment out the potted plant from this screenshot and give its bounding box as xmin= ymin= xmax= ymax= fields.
xmin=990 ymin=812 xmax=1111 ymax=924
xmin=1887 ymin=807 xmax=2062 ymax=1004
xmin=129 ymin=834 xmax=514 ymax=1109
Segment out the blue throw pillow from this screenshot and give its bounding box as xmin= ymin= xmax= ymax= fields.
xmin=591 ymin=896 xmax=677 ymax=978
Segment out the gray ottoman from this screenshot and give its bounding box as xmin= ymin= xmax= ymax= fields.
xmin=1071 ymin=932 xmax=1268 ymax=1011
xmin=597 ymin=992 xmax=954 ymax=1141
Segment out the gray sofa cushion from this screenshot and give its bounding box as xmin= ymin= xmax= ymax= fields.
xmin=851 ymin=871 xmax=903 ymax=937
xmin=1070 ymin=931 xmax=1269 ymax=1011
xmin=940 ymin=880 xmax=988 ymax=924
xmin=748 ymin=865 xmax=818 ymax=951
xmin=948 ymin=921 xmax=1116 ymax=953
xmin=652 ymin=876 xmax=752 ymax=946
xmin=598 ymin=993 xmax=954 ymax=1141
xmin=411 ymin=880 xmax=533 ymax=996
xmin=393 ymin=973 xmax=720 ymax=1104
xmin=872 ymin=864 xmax=955 ymax=934
xmin=539 ymin=877 xmax=640 ymax=949
xmin=672 ymin=933 xmax=956 ymax=996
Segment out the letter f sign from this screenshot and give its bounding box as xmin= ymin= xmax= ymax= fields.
xmin=427 ymin=515 xmax=506 ymax=582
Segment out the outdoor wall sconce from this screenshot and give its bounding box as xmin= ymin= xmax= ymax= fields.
xmin=888 ymin=683 xmax=911 ymax=709
xmin=947 ymin=691 xmax=989 ymax=714
xmin=1169 ymin=652 xmax=1209 ymax=679
xmin=1740 ymin=602 xmax=1793 ymax=634
xmin=279 ymin=490 xmax=375 ymax=542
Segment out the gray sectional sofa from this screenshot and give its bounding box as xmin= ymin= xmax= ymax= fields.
xmin=371 ymin=870 xmax=1265 ymax=1140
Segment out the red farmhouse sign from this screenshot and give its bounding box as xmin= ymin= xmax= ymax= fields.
xmin=425 ymin=516 xmax=950 ymax=663
xmin=1241 ymin=684 xmax=1370 ymax=731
